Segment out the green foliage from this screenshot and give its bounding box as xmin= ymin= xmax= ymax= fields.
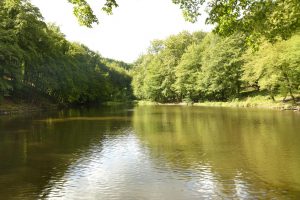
xmin=132 ymin=31 xmax=204 ymax=102
xmin=174 ymin=43 xmax=202 ymax=101
xmin=68 ymin=0 xmax=98 ymax=27
xmin=175 ymin=0 xmax=300 ymax=44
xmin=67 ymin=0 xmax=118 ymax=27
xmin=101 ymin=58 xmax=133 ymax=101
xmin=0 ymin=0 xmax=24 ymax=96
xmin=243 ymin=34 xmax=300 ymax=101
xmin=174 ymin=0 xmax=204 ymax=22
xmin=198 ymin=33 xmax=246 ymax=100
xmin=132 ymin=30 xmax=300 ymax=103
xmin=131 ymin=55 xmax=152 ymax=100
xmin=0 ymin=0 xmax=133 ymax=105
xmin=2 ymin=0 xmax=299 ymax=106
xmin=65 ymin=0 xmax=299 ymax=46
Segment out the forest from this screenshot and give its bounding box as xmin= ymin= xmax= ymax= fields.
xmin=131 ymin=31 xmax=300 ymax=103
xmin=1 ymin=0 xmax=299 ymax=108
xmin=0 ymin=0 xmax=132 ymax=107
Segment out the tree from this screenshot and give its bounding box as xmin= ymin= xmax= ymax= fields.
xmin=0 ymin=0 xmax=46 ymax=98
xmin=174 ymin=43 xmax=203 ymax=101
xmin=67 ymin=0 xmax=299 ymax=43
xmin=0 ymin=27 xmax=23 ymax=97
xmin=132 ymin=31 xmax=248 ymax=102
xmin=132 ymin=31 xmax=198 ymax=102
xmin=101 ymin=58 xmax=133 ymax=101
xmin=205 ymin=0 xmax=300 ymax=44
xmin=0 ymin=0 xmax=134 ymax=104
xmin=131 ymin=55 xmax=150 ymax=100
xmin=197 ymin=33 xmax=246 ymax=101
xmin=243 ymin=33 xmax=300 ymax=102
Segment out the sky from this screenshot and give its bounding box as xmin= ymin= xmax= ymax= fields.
xmin=31 ymin=0 xmax=213 ymax=63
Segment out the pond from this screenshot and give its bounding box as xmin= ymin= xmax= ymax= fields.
xmin=0 ymin=105 xmax=300 ymax=199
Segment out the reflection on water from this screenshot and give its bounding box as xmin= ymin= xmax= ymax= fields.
xmin=133 ymin=106 xmax=300 ymax=199
xmin=0 ymin=105 xmax=300 ymax=199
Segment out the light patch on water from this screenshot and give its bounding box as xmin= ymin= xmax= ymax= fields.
xmin=38 ymin=116 xmax=130 ymax=124
xmin=40 ymin=130 xmax=223 ymax=200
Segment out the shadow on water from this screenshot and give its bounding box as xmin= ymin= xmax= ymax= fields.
xmin=0 ymin=105 xmax=133 ymax=200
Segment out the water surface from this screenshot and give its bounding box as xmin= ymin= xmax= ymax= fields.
xmin=0 ymin=105 xmax=300 ymax=199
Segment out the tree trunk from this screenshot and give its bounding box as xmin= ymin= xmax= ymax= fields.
xmin=269 ymin=88 xmax=275 ymax=102
xmin=289 ymin=88 xmax=296 ymax=104
xmin=280 ymin=66 xmax=295 ymax=103
xmin=271 ymin=94 xmax=275 ymax=102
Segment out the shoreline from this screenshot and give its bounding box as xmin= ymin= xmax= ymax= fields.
xmin=0 ymin=100 xmax=134 ymax=116
xmin=137 ymin=100 xmax=300 ymax=111
xmin=0 ymin=102 xmax=58 ymax=115
xmin=1 ymin=99 xmax=299 ymax=116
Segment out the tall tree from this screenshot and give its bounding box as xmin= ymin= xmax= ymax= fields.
xmin=197 ymin=33 xmax=246 ymax=100
xmin=0 ymin=0 xmax=134 ymax=104
xmin=243 ymin=34 xmax=300 ymax=102
xmin=174 ymin=43 xmax=203 ymax=101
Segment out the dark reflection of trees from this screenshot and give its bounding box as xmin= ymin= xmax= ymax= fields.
xmin=0 ymin=105 xmax=133 ymax=200
xmin=132 ymin=105 xmax=300 ymax=198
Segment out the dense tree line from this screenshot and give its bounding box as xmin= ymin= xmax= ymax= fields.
xmin=1 ymin=0 xmax=299 ymax=106
xmin=132 ymin=31 xmax=300 ymax=103
xmin=0 ymin=0 xmax=132 ymax=105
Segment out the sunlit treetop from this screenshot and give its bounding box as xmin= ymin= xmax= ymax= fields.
xmin=66 ymin=0 xmax=300 ymax=44
xmin=205 ymin=0 xmax=300 ymax=44
xmin=67 ymin=0 xmax=118 ymax=27
xmin=171 ymin=0 xmax=205 ymax=23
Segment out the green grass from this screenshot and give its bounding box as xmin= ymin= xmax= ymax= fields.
xmin=137 ymin=95 xmax=299 ymax=110
xmin=103 ymin=101 xmax=136 ymax=106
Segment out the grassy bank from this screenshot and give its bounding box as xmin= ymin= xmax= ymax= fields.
xmin=1 ymin=95 xmax=299 ymax=115
xmin=137 ymin=95 xmax=300 ymax=111
xmin=102 ymin=101 xmax=136 ymax=106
